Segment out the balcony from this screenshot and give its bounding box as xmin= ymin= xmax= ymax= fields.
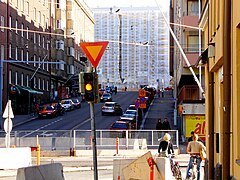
xmin=178 ymin=85 xmax=200 ymax=103
xmin=182 ymin=11 xmax=199 ymax=31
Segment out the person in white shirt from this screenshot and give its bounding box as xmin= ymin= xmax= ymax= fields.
xmin=186 ymin=133 xmax=206 ymax=180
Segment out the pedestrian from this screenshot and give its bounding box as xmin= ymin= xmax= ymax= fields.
xmin=114 ymin=86 xmax=117 ymax=95
xmin=162 ymin=117 xmax=171 ymax=130
xmin=156 ymin=118 xmax=163 ymax=130
xmin=125 ymin=86 xmax=127 ymax=91
xmin=34 ymin=102 xmax=39 ymax=116
xmin=157 ymin=89 xmax=160 ymax=98
xmin=188 ymin=131 xmax=203 ymax=143
xmin=158 ymin=133 xmax=174 ymax=157
xmin=186 ymin=133 xmax=206 ymax=180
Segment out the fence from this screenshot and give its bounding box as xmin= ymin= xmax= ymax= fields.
xmin=0 ymin=130 xmax=178 ymax=151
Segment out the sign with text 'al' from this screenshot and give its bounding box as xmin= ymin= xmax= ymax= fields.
xmin=80 ymin=41 xmax=109 ymax=68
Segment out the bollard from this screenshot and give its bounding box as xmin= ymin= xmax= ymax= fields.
xmin=37 ymin=144 xmax=41 ymax=165
xmin=117 ymin=175 xmax=120 ymax=180
xmin=147 ymin=157 xmax=155 ymax=180
xmin=116 ymin=137 xmax=119 ymax=155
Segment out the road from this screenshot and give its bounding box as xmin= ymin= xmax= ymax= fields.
xmin=13 ymin=91 xmax=138 ymax=131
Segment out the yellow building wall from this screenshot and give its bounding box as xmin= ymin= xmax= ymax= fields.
xmin=231 ymin=0 xmax=240 ymax=178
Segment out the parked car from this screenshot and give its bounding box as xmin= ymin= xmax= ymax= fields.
xmin=120 ymin=113 xmax=136 ymax=121
xmin=38 ymin=104 xmax=58 ymax=118
xmin=110 ymin=121 xmax=130 ymax=138
xmin=100 ymin=93 xmax=112 ymax=102
xmin=127 ymin=104 xmax=136 ymax=110
xmin=72 ymin=99 xmax=81 ymax=109
xmin=61 ymin=99 xmax=75 ymax=111
xmin=119 ymin=117 xmax=136 ymax=129
xmin=101 ymin=102 xmax=123 ymax=116
xmin=124 ymin=109 xmax=137 ymax=117
xmin=50 ymin=102 xmax=65 ymax=116
xmin=105 ymin=87 xmax=112 ymax=94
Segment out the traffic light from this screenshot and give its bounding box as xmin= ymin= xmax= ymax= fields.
xmin=83 ymin=73 xmax=95 ymax=102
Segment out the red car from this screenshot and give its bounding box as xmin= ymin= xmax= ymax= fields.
xmin=110 ymin=121 xmax=130 ymax=138
xmin=38 ymin=104 xmax=57 ymax=119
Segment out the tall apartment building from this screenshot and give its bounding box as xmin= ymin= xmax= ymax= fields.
xmin=93 ymin=7 xmax=170 ymax=89
xmin=0 ymin=0 xmax=94 ymax=115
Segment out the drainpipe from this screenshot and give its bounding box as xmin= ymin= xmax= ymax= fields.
xmin=208 ymin=70 xmax=214 ymax=179
xmin=222 ymin=0 xmax=231 ymax=178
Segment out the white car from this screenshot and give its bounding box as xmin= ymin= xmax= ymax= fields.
xmin=124 ymin=109 xmax=137 ymax=117
xmin=101 ymin=102 xmax=123 ymax=115
xmin=61 ymin=99 xmax=75 ymax=111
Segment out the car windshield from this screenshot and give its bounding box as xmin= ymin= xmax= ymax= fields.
xmin=103 ymin=94 xmax=110 ymax=97
xmin=121 ymin=114 xmax=135 ymax=118
xmin=104 ymin=103 xmax=114 ymax=107
xmin=62 ymin=100 xmax=70 ymax=104
xmin=112 ymin=123 xmax=128 ymax=129
xmin=72 ymin=99 xmax=79 ymax=103
xmin=125 ymin=111 xmax=136 ymax=115
xmin=44 ymin=106 xmax=54 ymax=110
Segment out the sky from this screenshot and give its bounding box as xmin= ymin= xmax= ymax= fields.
xmin=83 ymin=0 xmax=170 ymax=9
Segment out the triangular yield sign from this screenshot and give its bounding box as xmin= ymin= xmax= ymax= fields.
xmin=80 ymin=41 xmax=109 ymax=68
xmin=3 ymin=100 xmax=14 ymax=119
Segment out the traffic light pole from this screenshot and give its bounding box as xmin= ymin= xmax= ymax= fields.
xmin=90 ymin=101 xmax=98 ymax=180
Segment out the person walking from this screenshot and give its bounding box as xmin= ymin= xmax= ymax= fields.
xmin=188 ymin=131 xmax=203 ymax=143
xmin=186 ymin=133 xmax=206 ymax=180
xmin=158 ymin=133 xmax=174 ymax=157
xmin=156 ymin=118 xmax=163 ymax=138
xmin=162 ymin=117 xmax=171 ymax=130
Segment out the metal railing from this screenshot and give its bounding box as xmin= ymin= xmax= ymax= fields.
xmin=0 ymin=130 xmax=179 ymax=151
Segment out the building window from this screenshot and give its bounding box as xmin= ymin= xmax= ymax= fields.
xmin=46 ymin=18 xmax=48 ymax=28
xmin=43 ymin=14 xmax=45 ymax=27
xmin=15 ymin=20 xmax=18 ymax=34
xmin=46 ymin=80 xmax=49 ymax=91
xmin=34 ymin=8 xmax=36 ymax=21
xmin=46 ymin=61 xmax=49 ymax=71
xmin=56 ymin=40 xmax=64 ymax=50
xmin=33 ymin=32 xmax=36 ymax=43
xmin=34 ymin=77 xmax=36 ymax=88
xmin=26 ymin=75 xmax=29 ymax=87
xmin=38 ymin=56 xmax=41 ymax=68
xmin=38 ymin=34 xmax=41 ymax=46
xmin=21 ymin=0 xmax=24 ymax=12
xmin=56 ymin=20 xmax=61 ymax=29
xmin=38 ymin=11 xmax=41 ymax=24
xmin=9 ymin=44 xmax=12 ymax=58
xmin=38 ymin=78 xmax=41 ymax=89
xmin=9 ymin=16 xmax=12 ymax=30
xmin=15 ymin=72 xmax=18 ymax=85
xmin=21 ymin=23 xmax=24 ymax=37
xmin=15 ymin=47 xmax=18 ymax=60
xmin=43 ymin=36 xmax=45 ymax=48
xmin=21 ymin=73 xmax=24 ymax=86
xmin=21 ymin=49 xmax=23 ymax=61
xmin=1 ymin=16 xmax=4 ymax=32
xmin=34 ymin=54 xmax=36 ymax=67
xmin=1 ymin=45 xmax=4 ymax=60
xmin=26 ymin=26 xmax=29 ymax=39
xmin=187 ymin=35 xmax=199 ymax=52
xmin=26 ymin=51 xmax=29 ymax=64
xmin=26 ymin=2 xmax=29 ymax=15
xmin=42 ymin=79 xmax=45 ymax=90
xmin=9 ymin=70 xmax=12 ymax=84
xmin=187 ymin=0 xmax=199 ymax=16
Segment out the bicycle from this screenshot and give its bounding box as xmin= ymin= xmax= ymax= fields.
xmin=168 ymin=154 xmax=182 ymax=180
xmin=188 ymin=155 xmax=199 ymax=180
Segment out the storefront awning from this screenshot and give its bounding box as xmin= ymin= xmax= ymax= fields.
xmin=16 ymin=85 xmax=44 ymax=95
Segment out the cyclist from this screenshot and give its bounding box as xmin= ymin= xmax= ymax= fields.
xmin=158 ymin=133 xmax=174 ymax=157
xmin=186 ymin=133 xmax=206 ymax=180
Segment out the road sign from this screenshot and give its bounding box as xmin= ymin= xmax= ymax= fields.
xmin=134 ymin=99 xmax=140 ymax=109
xmin=138 ymin=89 xmax=146 ymax=97
xmin=80 ymin=41 xmax=109 ymax=68
xmin=3 ymin=100 xmax=14 ymax=119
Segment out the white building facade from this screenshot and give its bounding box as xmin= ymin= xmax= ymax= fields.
xmin=93 ymin=7 xmax=170 ymax=89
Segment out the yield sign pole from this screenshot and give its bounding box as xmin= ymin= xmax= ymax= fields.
xmin=80 ymin=41 xmax=109 ymax=68
xmin=79 ymin=41 xmax=108 ymax=180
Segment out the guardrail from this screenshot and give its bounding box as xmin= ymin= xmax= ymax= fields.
xmin=0 ymin=130 xmax=178 ymax=151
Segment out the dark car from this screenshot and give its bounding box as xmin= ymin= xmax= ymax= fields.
xmin=110 ymin=121 xmax=130 ymax=138
xmin=50 ymin=102 xmax=65 ymax=116
xmin=72 ymin=99 xmax=81 ymax=109
xmin=101 ymin=102 xmax=123 ymax=116
xmin=100 ymin=93 xmax=112 ymax=102
xmin=38 ymin=104 xmax=57 ymax=118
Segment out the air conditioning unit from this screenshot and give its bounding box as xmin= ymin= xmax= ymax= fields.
xmin=67 ymin=65 xmax=74 ymax=75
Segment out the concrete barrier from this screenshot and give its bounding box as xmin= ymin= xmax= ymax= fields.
xmin=155 ymin=157 xmax=174 ymax=180
xmin=16 ymin=163 xmax=64 ymax=180
xmin=113 ymin=158 xmax=136 ymax=180
xmin=0 ymin=147 xmax=31 ymax=169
